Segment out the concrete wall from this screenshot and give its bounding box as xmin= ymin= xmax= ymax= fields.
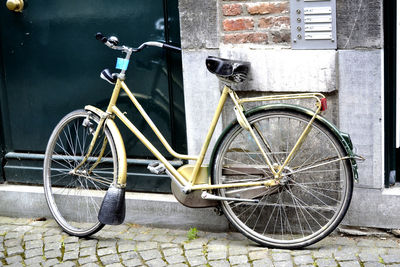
xmin=179 ymin=0 xmax=222 ymax=160
xmin=336 ymin=0 xmax=383 ymax=49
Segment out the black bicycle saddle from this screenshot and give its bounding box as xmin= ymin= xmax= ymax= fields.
xmin=206 ymin=56 xmax=250 ymax=83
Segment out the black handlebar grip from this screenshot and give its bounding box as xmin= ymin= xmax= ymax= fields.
xmin=95 ymin=32 xmax=107 ymax=43
xmin=95 ymin=32 xmax=103 ymax=40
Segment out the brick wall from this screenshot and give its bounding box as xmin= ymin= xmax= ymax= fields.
xmin=220 ymin=1 xmax=291 ymax=45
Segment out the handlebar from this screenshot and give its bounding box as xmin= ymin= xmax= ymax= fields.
xmin=95 ymin=32 xmax=181 ymax=53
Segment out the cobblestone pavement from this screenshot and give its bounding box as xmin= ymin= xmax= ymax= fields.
xmin=0 ymin=216 xmax=399 ymax=266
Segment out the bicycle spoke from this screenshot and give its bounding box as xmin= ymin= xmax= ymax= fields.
xmin=291 ymin=180 xmax=341 ymax=205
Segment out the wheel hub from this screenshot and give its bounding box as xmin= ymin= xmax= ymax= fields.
xmin=69 ymin=169 xmax=88 ymax=176
xmin=278 ymin=166 xmax=295 ymax=187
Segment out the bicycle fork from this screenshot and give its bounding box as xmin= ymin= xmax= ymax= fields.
xmin=71 ymin=114 xmax=108 ymax=175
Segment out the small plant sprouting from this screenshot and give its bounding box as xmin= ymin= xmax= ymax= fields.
xmin=187 ymin=227 xmax=199 ymax=241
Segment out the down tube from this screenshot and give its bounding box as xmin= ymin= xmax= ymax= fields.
xmin=110 ymin=105 xmax=190 ymax=188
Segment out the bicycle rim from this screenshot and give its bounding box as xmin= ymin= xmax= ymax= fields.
xmin=213 ymin=110 xmax=353 ymax=248
xmin=43 ymin=110 xmax=118 ymax=236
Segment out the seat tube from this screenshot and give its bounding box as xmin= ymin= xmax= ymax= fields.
xmin=190 ymin=86 xmax=230 ymax=185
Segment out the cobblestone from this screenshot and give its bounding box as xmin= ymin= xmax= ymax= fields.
xmin=139 ymin=249 xmax=162 ymax=261
xmin=80 ymin=239 xmax=98 ymax=248
xmin=24 ymin=248 xmax=43 ymax=258
xmin=0 ymin=216 xmax=397 ymax=266
xmin=44 ymin=249 xmax=62 ymax=259
xmin=24 ymin=255 xmax=45 ymax=265
xmin=209 ymin=260 xmax=230 ymax=267
xmin=78 ymin=255 xmax=98 ymax=265
xmin=166 ymin=254 xmax=186 ymax=264
xmin=64 ymin=242 xmax=79 ymax=251
xmin=253 ymin=258 xmax=273 ymax=267
xmin=4 ymin=239 xmax=20 ymax=248
xmin=63 ymin=251 xmax=79 ymax=261
xmin=98 ymin=246 xmax=118 ymax=256
xmin=248 ymin=250 xmax=268 ymax=260
xmin=185 ymin=248 xmax=203 ymax=257
xmin=339 ymin=261 xmax=362 ymax=267
xmin=123 ymin=258 xmax=142 ymax=267
xmin=80 ymin=246 xmax=96 ymax=257
xmin=228 ymin=255 xmax=248 ymax=265
xmin=43 ymin=234 xmax=62 ymax=243
xmin=45 ymin=241 xmax=61 ymax=251
xmin=120 ymin=251 xmax=139 ymax=261
xmin=100 ymin=254 xmax=120 ymax=265
xmin=25 ymin=239 xmax=43 ymax=250
xmin=315 ymin=258 xmax=337 ymax=267
xmin=136 ymin=241 xmax=157 ymax=251
xmin=117 ymin=242 xmax=136 ymax=253
xmin=5 ymin=232 xmax=20 ymax=240
xmin=381 ymin=254 xmax=400 ymax=264
xmin=42 ymin=259 xmax=60 ymax=267
xmin=207 ymin=251 xmax=227 ymax=261
xmin=5 ymin=255 xmax=22 ymax=265
xmin=228 ymin=245 xmax=247 ymax=255
xmin=6 ymin=245 xmax=24 ymax=256
xmin=98 ymin=240 xmax=117 ymax=248
xmin=163 ymin=247 xmax=183 ymax=257
xmin=187 ymin=255 xmax=207 ymax=266
xmin=272 ymin=252 xmax=292 ymax=261
xmin=293 ymin=254 xmax=314 ymax=265
xmin=146 ymin=258 xmax=167 ymax=267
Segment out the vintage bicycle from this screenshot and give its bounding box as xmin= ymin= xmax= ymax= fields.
xmin=43 ymin=33 xmax=362 ymax=249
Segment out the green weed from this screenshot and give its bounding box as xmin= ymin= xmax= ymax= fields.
xmin=187 ymin=227 xmax=199 ymax=241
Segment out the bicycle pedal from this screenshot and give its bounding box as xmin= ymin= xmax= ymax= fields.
xmin=147 ymin=162 xmax=166 ymax=175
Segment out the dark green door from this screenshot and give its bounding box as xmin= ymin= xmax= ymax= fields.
xmin=0 ymin=0 xmax=186 ymax=192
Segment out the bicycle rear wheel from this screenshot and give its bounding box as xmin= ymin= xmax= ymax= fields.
xmin=212 ymin=109 xmax=353 ymax=249
xmin=43 ymin=109 xmax=118 ymax=237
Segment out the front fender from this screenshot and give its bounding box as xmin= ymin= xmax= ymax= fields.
xmin=85 ymin=105 xmax=127 ymax=187
xmin=209 ymin=103 xmax=359 ymax=182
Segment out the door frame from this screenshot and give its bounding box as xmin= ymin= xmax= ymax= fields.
xmin=384 ymin=0 xmax=397 ymax=186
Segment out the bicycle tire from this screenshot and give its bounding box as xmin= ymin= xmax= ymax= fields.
xmin=43 ymin=109 xmax=119 ymax=237
xmin=211 ymin=109 xmax=353 ymax=249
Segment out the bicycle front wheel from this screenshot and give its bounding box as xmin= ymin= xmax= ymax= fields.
xmin=212 ymin=109 xmax=353 ymax=249
xmin=43 ymin=109 xmax=118 ymax=237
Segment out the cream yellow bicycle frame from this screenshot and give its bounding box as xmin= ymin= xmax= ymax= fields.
xmin=76 ymin=78 xmax=326 ymax=192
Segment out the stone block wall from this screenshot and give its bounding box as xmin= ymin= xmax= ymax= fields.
xmin=179 ymin=0 xmax=396 ymax=229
